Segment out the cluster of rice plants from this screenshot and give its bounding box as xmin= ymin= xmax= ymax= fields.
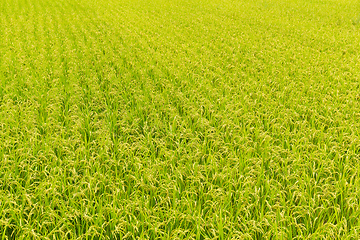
xmin=1 ymin=0 xmax=360 ymax=239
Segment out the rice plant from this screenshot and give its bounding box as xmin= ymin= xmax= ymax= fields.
xmin=1 ymin=0 xmax=360 ymax=239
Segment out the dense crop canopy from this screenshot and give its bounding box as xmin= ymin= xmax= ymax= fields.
xmin=1 ymin=0 xmax=360 ymax=239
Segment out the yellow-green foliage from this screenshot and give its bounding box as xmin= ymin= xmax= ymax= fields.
xmin=1 ymin=0 xmax=360 ymax=239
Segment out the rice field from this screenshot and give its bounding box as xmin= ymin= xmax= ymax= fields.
xmin=1 ymin=0 xmax=360 ymax=239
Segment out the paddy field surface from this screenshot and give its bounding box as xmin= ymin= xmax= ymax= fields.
xmin=1 ymin=0 xmax=360 ymax=239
